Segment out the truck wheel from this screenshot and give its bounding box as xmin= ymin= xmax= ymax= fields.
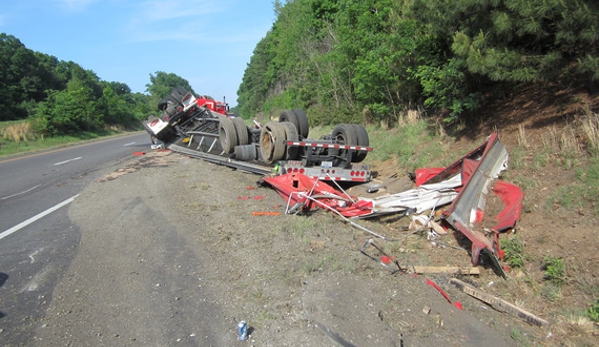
xmin=280 ymin=122 xmax=299 ymax=160
xmin=260 ymin=122 xmax=286 ymax=165
xmin=292 ymin=109 xmax=310 ymax=138
xmin=351 ymin=124 xmax=369 ymax=162
xmin=219 ymin=117 xmax=238 ymax=154
xmin=169 ymin=87 xmax=187 ymax=104
xmin=234 ymin=145 xmax=257 ymax=161
xmin=332 ymin=123 xmax=357 ymax=161
xmin=157 ymin=98 xmax=168 ymax=111
xmin=232 ymin=117 xmax=249 ymax=145
xmin=279 ymin=110 xmax=298 ymax=130
xmin=259 ymin=125 xmax=274 ymax=163
xmin=271 ymin=122 xmax=287 ymax=162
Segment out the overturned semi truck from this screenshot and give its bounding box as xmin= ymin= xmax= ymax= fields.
xmin=142 ymin=87 xmax=373 ymax=182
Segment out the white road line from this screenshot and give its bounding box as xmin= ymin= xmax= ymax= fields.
xmin=0 ymin=194 xmax=79 ymax=241
xmin=1 ymin=184 xmax=41 ymax=200
xmin=53 ymin=157 xmax=82 ymax=166
xmin=123 ymin=142 xmax=136 ymax=147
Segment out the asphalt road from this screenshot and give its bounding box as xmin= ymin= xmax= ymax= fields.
xmin=0 ymin=132 xmax=152 ymax=345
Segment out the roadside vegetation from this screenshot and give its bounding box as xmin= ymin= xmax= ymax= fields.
xmin=238 ymin=0 xmax=598 ymax=127
xmin=0 ymin=33 xmax=204 ymax=157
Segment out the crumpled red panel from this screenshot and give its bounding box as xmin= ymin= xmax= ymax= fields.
xmin=491 ymin=180 xmax=524 ymax=233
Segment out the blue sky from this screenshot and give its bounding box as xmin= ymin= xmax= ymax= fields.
xmin=0 ymin=0 xmax=276 ymax=106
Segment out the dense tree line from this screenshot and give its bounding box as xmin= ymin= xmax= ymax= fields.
xmin=237 ymin=0 xmax=599 ymax=124
xmin=0 ymin=33 xmax=192 ymax=136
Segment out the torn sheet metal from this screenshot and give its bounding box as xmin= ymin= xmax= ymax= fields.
xmin=417 ymin=134 xmax=491 ymax=186
xmin=441 ymin=133 xmax=509 ymax=274
xmin=263 ymin=172 xmax=462 ymax=219
xmin=262 ymin=173 xmax=353 ymax=212
xmin=351 ymin=174 xmax=462 ymax=218
xmin=491 ymin=181 xmax=523 ymax=233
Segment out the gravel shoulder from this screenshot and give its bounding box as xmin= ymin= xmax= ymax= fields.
xmin=31 ymin=150 xmax=539 ymax=346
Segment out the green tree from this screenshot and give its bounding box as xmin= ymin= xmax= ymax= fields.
xmin=237 ymin=34 xmax=276 ymax=118
xmin=33 ymin=86 xmax=101 ymax=135
xmin=97 ymin=85 xmax=136 ymax=126
xmin=146 ymin=71 xmax=194 ymax=110
xmin=0 ymin=34 xmax=39 ymax=120
xmin=238 ymin=0 xmax=599 ymax=125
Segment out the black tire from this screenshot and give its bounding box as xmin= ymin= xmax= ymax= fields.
xmin=259 ymin=122 xmax=286 ymax=165
xmin=232 ymin=117 xmax=249 ymax=145
xmin=332 ymin=123 xmax=357 ymax=145
xmin=278 ymin=110 xmax=298 ymax=130
xmin=280 ymin=121 xmax=299 ymax=160
xmin=171 ymin=87 xmax=187 ymax=101
xmin=157 ymin=98 xmax=168 ymax=111
xmin=352 ymin=124 xmax=369 ymax=162
xmin=167 ymin=94 xmax=182 ymax=106
xmin=219 ymin=117 xmax=238 ymax=154
xmin=292 ymin=109 xmax=310 ymax=138
xmin=269 ymin=122 xmax=287 ymax=163
xmin=166 ymin=87 xmax=188 ymax=108
xmin=331 ymin=123 xmax=358 ymax=160
xmin=234 ymin=145 xmax=257 ymax=161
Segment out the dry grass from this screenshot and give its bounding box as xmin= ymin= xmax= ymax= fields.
xmin=1 ymin=122 xmax=35 ymax=142
xmin=517 ymin=124 xmax=529 ymax=148
xmin=581 ymin=111 xmax=599 ymax=154
xmin=540 ymin=124 xmax=580 ymax=154
xmin=552 ymin=315 xmax=598 ymax=347
xmin=516 ymin=112 xmax=599 ymax=158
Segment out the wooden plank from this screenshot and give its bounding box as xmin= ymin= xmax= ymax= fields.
xmin=450 ymin=278 xmax=549 ymax=327
xmin=413 ymin=266 xmax=480 ymax=275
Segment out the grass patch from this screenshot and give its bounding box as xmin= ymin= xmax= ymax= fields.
xmin=500 ymin=236 xmax=526 ymax=269
xmin=367 ymin=120 xmax=452 ymax=171
xmin=546 ymin=158 xmax=599 ymax=214
xmin=547 ymin=185 xmax=587 ymax=211
xmin=588 ymin=299 xmax=599 ymax=322
xmin=543 ymin=256 xmax=566 ymax=286
xmin=508 ymin=145 xmax=527 ymax=170
xmin=288 ymin=216 xmax=321 ymax=241
xmin=509 ymin=328 xmax=527 ymax=344
xmin=541 ymin=283 xmax=562 ymax=301
xmin=1 ymin=120 xmax=137 ymax=158
xmin=301 ymin=253 xmax=336 ymax=275
xmin=513 ymin=176 xmax=540 ymax=191
xmin=531 ymin=147 xmax=551 ymax=171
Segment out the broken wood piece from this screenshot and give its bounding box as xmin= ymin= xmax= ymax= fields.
xmin=251 ymin=211 xmax=281 ymax=216
xmin=430 ymin=220 xmax=448 ymax=235
xmin=450 ymin=278 xmax=549 ymax=327
xmin=413 ymin=266 xmax=480 ymax=275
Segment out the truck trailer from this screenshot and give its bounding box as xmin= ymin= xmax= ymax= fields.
xmin=142 ymin=87 xmax=373 ymax=182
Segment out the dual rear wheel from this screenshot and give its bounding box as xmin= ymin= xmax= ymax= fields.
xmin=219 ymin=117 xmax=250 ymax=154
xmin=259 ymin=121 xmax=297 ymax=164
xmin=331 ymin=123 xmax=369 ymax=163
